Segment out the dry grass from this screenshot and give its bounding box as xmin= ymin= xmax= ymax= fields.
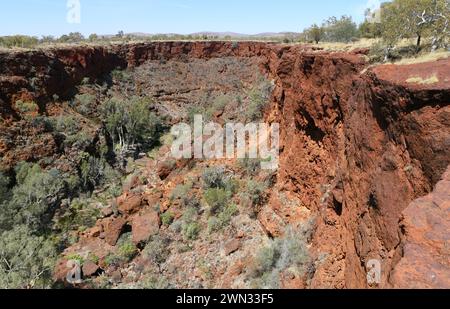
xmin=314 ymin=38 xmax=379 ymax=52
xmin=394 ymin=50 xmax=450 ymax=65
xmin=406 ymin=74 xmax=439 ymax=85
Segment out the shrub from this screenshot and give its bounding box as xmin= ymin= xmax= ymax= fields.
xmin=249 ymin=226 xmax=313 ymax=289
xmin=111 ymin=69 xmax=132 ymax=82
xmin=57 ymin=198 xmax=101 ymax=233
xmin=187 ymin=105 xmax=207 ymax=123
xmin=201 ymin=166 xmax=227 ymax=189
xmin=137 ymin=275 xmax=171 ymax=289
xmin=170 ymin=181 xmax=193 ymax=201
xmin=53 ymin=115 xmax=79 ymax=135
xmin=0 ymin=225 xmax=57 ymax=289
xmin=160 ymin=211 xmax=175 ymax=226
xmin=205 ymin=95 xmax=230 ymax=119
xmin=66 ymin=253 xmax=85 ymax=265
xmin=74 ymin=94 xmax=96 ymax=116
xmin=101 ymin=96 xmax=161 ymax=153
xmin=245 ymin=78 xmax=273 ymax=122
xmin=142 ymin=235 xmax=171 ymax=265
xmin=322 ymin=15 xmax=359 ymax=43
xmin=15 ymin=100 xmax=39 ymax=115
xmin=117 ymin=233 xmax=138 ymax=262
xmin=80 ymin=154 xmax=105 ymax=189
xmin=239 ymin=180 xmax=268 ymax=208
xmin=207 ymin=203 xmax=238 ymax=233
xmin=1 ymin=163 xmax=65 ymax=233
xmin=238 ymin=158 xmax=261 ymax=176
xmin=182 ymin=222 xmax=201 ymax=240
xmin=203 ymin=188 xmax=229 ymax=215
xmin=104 ymin=253 xmax=122 ymax=267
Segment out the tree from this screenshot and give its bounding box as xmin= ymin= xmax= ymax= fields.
xmin=101 ymin=96 xmax=161 ymax=155
xmin=322 ymin=16 xmax=359 ymax=43
xmin=307 ymin=24 xmax=324 ymax=44
xmin=88 ymin=33 xmax=99 ymax=42
xmin=381 ymin=0 xmax=450 ymax=49
xmin=0 ymin=35 xmax=38 ymax=48
xmin=359 ymin=9 xmax=382 ymax=39
xmin=40 ymin=36 xmax=55 ymax=44
xmin=58 ymin=32 xmax=84 ymax=43
xmin=0 ymin=225 xmax=57 ymax=289
xmin=0 ymin=163 xmax=65 ymax=233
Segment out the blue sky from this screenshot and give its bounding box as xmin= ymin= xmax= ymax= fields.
xmin=0 ymin=0 xmax=381 ymax=37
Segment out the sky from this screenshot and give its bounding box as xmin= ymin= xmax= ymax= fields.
xmin=0 ymin=0 xmax=382 ymax=37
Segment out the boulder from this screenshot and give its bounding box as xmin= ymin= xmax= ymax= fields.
xmin=82 ymin=260 xmax=100 ymax=278
xmin=131 ymin=209 xmax=161 ymax=245
xmin=118 ymin=194 xmax=143 ymax=215
xmin=105 ymin=217 xmax=127 ymax=246
xmin=224 ymin=239 xmax=241 ymax=256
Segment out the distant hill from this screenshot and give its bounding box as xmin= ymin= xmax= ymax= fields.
xmin=112 ymin=31 xmax=300 ymax=39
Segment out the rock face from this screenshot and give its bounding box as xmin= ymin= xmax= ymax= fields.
xmin=389 ymin=167 xmax=450 ymax=288
xmin=1 ymin=42 xmax=448 ymax=288
xmin=261 ymin=48 xmax=449 ymax=288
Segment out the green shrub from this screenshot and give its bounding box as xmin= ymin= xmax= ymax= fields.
xmin=66 ymin=253 xmax=85 ymax=265
xmin=53 ymin=115 xmax=79 ymax=135
xmin=249 ymin=226 xmax=313 ymax=289
xmin=202 ymin=166 xmax=227 ymax=189
xmin=57 ymin=198 xmax=101 ymax=233
xmin=1 ymin=163 xmax=65 ymax=233
xmin=111 ymin=69 xmax=132 ymax=82
xmin=205 ymin=95 xmax=230 ymax=119
xmin=160 ymin=211 xmax=175 ymax=226
xmin=142 ymin=235 xmax=171 ymax=265
xmin=104 ymin=253 xmax=121 ymax=267
xmin=207 ymin=203 xmax=238 ymax=233
xmin=203 ymin=188 xmax=229 ymax=215
xmin=101 ymin=96 xmax=161 ymax=153
xmin=322 ymin=16 xmax=359 ymax=43
xmin=245 ymin=78 xmax=273 ymax=122
xmin=15 ymin=100 xmax=39 ymax=115
xmin=74 ymin=94 xmax=96 ymax=116
xmin=0 ymin=225 xmax=57 ymax=289
xmin=238 ymin=158 xmax=261 ymax=176
xmin=137 ymin=275 xmax=171 ymax=289
xmin=88 ymin=253 xmax=100 ymax=264
xmin=182 ymin=222 xmax=201 ymax=240
xmin=187 ymin=106 xmax=207 ymax=123
xmin=79 ymin=153 xmax=120 ymax=190
xmin=117 ymin=233 xmax=138 ymax=262
xmin=239 ymin=180 xmax=268 ymax=208
xmin=170 ymin=181 xmax=193 ymax=201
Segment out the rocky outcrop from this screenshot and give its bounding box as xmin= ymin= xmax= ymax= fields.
xmin=389 ymin=167 xmax=450 ymax=288
xmin=261 ymin=48 xmax=449 ymax=288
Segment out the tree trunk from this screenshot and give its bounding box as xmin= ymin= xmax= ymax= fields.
xmin=416 ymin=34 xmax=421 ymax=48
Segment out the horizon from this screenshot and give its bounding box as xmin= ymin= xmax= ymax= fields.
xmin=0 ymin=0 xmax=383 ymax=37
